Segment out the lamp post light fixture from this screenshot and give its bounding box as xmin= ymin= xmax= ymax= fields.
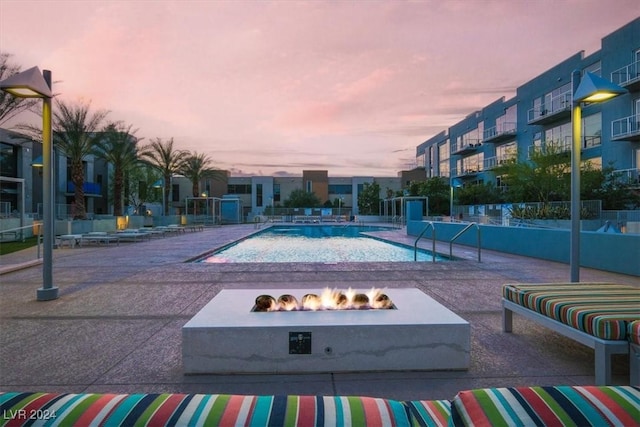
xmin=1 ymin=66 xmax=58 ymax=300
xmin=570 ymin=70 xmax=626 ymax=282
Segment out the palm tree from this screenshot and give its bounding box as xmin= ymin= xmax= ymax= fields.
xmin=138 ymin=138 xmax=188 ymax=215
xmin=53 ymin=100 xmax=109 ymax=219
xmin=180 ymin=152 xmax=224 ymax=197
xmin=93 ymin=122 xmax=141 ymax=216
xmin=180 ymin=152 xmax=226 ymax=216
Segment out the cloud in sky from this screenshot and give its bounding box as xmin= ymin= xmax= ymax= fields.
xmin=1 ymin=0 xmax=638 ymax=176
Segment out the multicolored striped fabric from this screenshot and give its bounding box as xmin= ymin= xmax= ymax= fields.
xmin=450 ymin=386 xmax=640 ymax=427
xmin=502 ymin=283 xmax=640 ymax=340
xmin=404 ymin=400 xmax=451 ymax=427
xmin=0 ymin=392 xmax=415 ymax=426
xmin=629 ymin=320 xmax=640 ymax=346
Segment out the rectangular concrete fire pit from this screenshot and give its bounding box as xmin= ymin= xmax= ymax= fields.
xmin=182 ymin=288 xmax=470 ymax=374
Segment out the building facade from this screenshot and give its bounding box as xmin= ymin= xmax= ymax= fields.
xmin=416 ymin=18 xmax=640 ymax=191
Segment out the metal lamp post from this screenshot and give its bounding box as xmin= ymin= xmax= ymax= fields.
xmin=569 ymin=70 xmax=626 ymax=282
xmin=450 ymin=177 xmax=462 ymax=222
xmin=1 ymin=67 xmax=58 ymax=300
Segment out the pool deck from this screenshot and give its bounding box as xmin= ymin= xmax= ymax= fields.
xmin=0 ymin=223 xmax=638 ymax=402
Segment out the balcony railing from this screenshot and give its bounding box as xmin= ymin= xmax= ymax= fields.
xmin=451 ymin=165 xmax=483 ymax=177
xmin=527 ymin=90 xmax=572 ymax=124
xmin=483 ymin=122 xmax=517 ymax=143
xmin=66 ymin=181 xmax=102 ymax=195
xmin=611 ymin=60 xmax=640 ymax=90
xmin=611 ymin=168 xmax=640 ymax=187
xmin=451 ymin=139 xmax=482 ymax=155
xmin=611 ymin=113 xmax=640 ymax=141
xmin=528 ymin=137 xmax=571 ymax=158
xmin=484 ymin=155 xmax=515 ymax=170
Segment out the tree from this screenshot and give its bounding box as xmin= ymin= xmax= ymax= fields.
xmin=125 ymin=162 xmax=161 ymax=215
xmin=0 ymin=53 xmax=40 ymax=126
xmin=283 ymin=189 xmax=322 ymax=208
xmin=138 ymin=138 xmax=188 ymax=215
xmin=493 ymin=146 xmax=570 ymax=204
xmin=93 ymin=122 xmax=140 ymax=216
xmin=357 ymin=182 xmax=380 ymax=215
xmin=179 ymin=152 xmax=225 ymax=197
xmin=407 ymin=177 xmax=451 ymax=215
xmin=582 ymin=163 xmax=640 ymax=210
xmin=54 ymin=100 xmax=109 ymax=219
xmin=455 ymin=182 xmax=504 ymax=206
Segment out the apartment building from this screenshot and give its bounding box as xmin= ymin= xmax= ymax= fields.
xmin=416 ymin=18 xmax=640 ymax=190
xmin=222 ymin=173 xmax=402 ymax=218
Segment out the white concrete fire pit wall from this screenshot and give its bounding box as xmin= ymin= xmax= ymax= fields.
xmin=182 ymin=288 xmax=470 ymax=374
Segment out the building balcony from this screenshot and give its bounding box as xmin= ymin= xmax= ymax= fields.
xmin=451 ymin=166 xmax=482 ymax=178
xmin=66 ymin=181 xmax=102 ymax=196
xmin=483 ymin=122 xmax=517 ymax=143
xmin=483 ymin=155 xmax=514 ymax=170
xmin=611 ymin=168 xmax=640 ymax=188
xmin=527 ymin=90 xmax=572 ymax=125
xmin=527 ymin=137 xmax=571 ymax=159
xmin=611 ymin=113 xmax=640 ymax=142
xmin=451 ymin=139 xmax=482 ymax=155
xmin=611 ymin=59 xmax=640 ymax=92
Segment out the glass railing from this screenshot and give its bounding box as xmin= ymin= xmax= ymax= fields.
xmin=611 ymin=60 xmax=640 ymax=86
xmin=527 ymin=90 xmax=572 ymax=122
xmin=611 ymin=168 xmax=640 ymax=186
xmin=451 ymin=139 xmax=482 ymax=154
xmin=483 ymin=122 xmax=517 ymax=140
xmin=611 ymin=113 xmax=640 ymax=139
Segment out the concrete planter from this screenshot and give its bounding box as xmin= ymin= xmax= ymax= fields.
xmin=55 ymin=219 xmax=117 ymax=235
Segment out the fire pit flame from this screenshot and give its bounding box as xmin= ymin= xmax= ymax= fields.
xmin=253 ymin=287 xmax=394 ymax=312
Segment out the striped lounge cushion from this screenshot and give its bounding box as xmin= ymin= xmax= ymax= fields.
xmin=404 ymin=399 xmax=451 ymax=427
xmin=450 ymin=386 xmax=640 ymax=427
xmin=0 ymin=393 xmax=415 ymax=426
xmin=502 ymin=283 xmax=640 ymax=340
xmin=629 ymin=320 xmax=640 ymax=346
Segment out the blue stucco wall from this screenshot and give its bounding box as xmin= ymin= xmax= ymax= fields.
xmin=407 ymin=220 xmax=639 ymax=277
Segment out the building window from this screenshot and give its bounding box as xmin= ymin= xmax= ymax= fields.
xmin=256 ymin=183 xmax=263 ymax=207
xmin=172 ymin=184 xmax=180 ymax=202
xmin=438 ymin=140 xmax=450 ymax=177
xmin=273 ymin=184 xmax=280 ymax=202
xmin=227 ymin=184 xmax=251 ymax=194
xmin=583 ymin=113 xmax=602 ymax=148
xmin=0 ymin=142 xmax=18 ymax=177
xmin=328 ymin=184 xmax=352 ymax=194
xmin=306 ymin=180 xmax=312 ymax=193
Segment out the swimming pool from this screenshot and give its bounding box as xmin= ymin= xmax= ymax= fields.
xmin=199 ymin=225 xmax=445 ymax=263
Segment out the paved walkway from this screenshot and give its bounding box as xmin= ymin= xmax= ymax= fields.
xmin=0 ymin=224 xmax=638 ymax=401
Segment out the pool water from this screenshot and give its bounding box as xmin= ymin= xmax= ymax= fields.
xmin=200 ymin=225 xmax=444 ymax=263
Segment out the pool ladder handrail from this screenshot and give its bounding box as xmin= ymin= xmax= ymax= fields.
xmin=449 ymin=222 xmax=482 ymax=262
xmin=414 ymin=221 xmax=436 ymax=262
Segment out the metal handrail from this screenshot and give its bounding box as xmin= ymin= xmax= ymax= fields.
xmin=414 ymin=221 xmax=436 ymax=262
xmin=0 ymin=223 xmax=43 ymax=258
xmin=449 ymin=222 xmax=481 ymax=262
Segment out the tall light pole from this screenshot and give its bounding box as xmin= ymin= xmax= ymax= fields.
xmin=450 ymin=177 xmax=461 ymax=222
xmin=570 ymin=71 xmax=626 ymax=282
xmin=1 ymin=67 xmax=58 ymax=300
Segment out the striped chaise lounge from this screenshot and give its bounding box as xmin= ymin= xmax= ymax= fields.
xmin=1 ymin=386 xmax=638 ymax=426
xmin=502 ymin=282 xmax=640 ymax=385
xmin=631 ymin=320 xmax=640 ymax=386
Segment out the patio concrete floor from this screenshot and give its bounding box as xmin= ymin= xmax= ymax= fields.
xmin=0 ymin=223 xmax=638 ymax=402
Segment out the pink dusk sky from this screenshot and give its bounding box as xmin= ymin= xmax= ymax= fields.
xmin=1 ymin=1 xmax=638 ymax=177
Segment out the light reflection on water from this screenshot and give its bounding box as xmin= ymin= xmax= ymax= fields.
xmin=201 ymin=226 xmax=441 ymax=263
